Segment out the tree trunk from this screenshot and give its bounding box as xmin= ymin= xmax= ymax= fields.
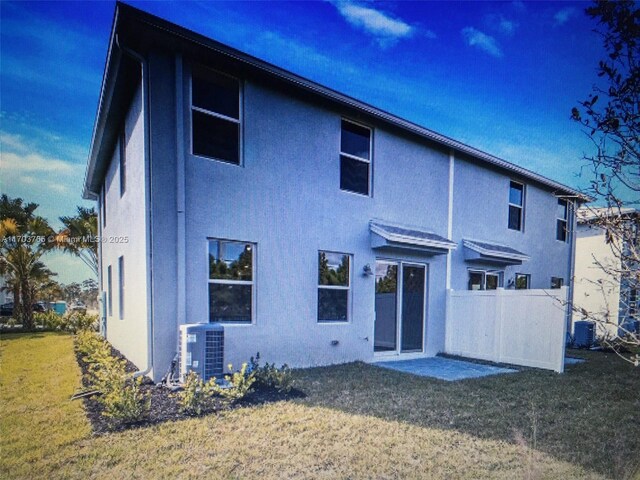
xmin=20 ymin=277 xmax=33 ymax=330
xmin=12 ymin=283 xmax=23 ymax=324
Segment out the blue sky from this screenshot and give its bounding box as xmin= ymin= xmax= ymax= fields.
xmin=0 ymin=1 xmax=606 ymax=283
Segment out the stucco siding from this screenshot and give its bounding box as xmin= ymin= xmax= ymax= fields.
xmin=181 ymin=71 xmax=450 ymax=369
xmin=450 ymin=157 xmax=572 ymax=291
xmin=101 ymin=80 xmax=149 ymax=371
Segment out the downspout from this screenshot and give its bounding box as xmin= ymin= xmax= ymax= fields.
xmin=566 ymin=199 xmax=577 ymax=339
xmin=115 ymin=34 xmax=154 ymax=379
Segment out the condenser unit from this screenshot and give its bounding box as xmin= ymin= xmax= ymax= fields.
xmin=573 ymin=321 xmax=595 ymax=348
xmin=178 ymin=323 xmax=224 ymax=382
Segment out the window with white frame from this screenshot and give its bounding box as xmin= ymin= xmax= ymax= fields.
xmin=468 ymin=269 xmax=503 ymax=290
xmin=508 ymin=181 xmax=525 ymax=231
xmin=208 ymin=239 xmax=254 ymax=323
xmin=515 ymin=273 xmax=530 ymax=289
xmin=118 ymin=256 xmax=125 ymax=320
xmin=318 ymin=251 xmax=351 ymax=322
xmin=119 ymin=128 xmax=126 ymax=196
xmin=191 ymin=66 xmax=241 ymax=164
xmin=556 ymin=199 xmax=568 ymax=241
xmin=107 ymin=264 xmax=113 ymax=317
xmin=550 ymin=277 xmax=564 ymax=289
xmin=340 ymin=119 xmax=371 ymax=196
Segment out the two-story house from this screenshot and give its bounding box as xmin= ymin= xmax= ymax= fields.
xmin=84 ymin=3 xmax=587 ymax=381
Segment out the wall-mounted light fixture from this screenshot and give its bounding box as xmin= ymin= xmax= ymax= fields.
xmin=362 ymin=264 xmax=374 ymax=276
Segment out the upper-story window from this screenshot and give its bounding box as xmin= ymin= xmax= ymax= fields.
xmin=119 ymin=129 xmax=126 ymax=196
xmin=340 ymin=119 xmax=371 ymax=196
xmin=550 ymin=277 xmax=564 ymax=289
xmin=191 ymin=67 xmax=241 ymax=165
xmin=508 ymin=181 xmax=525 ymax=231
xmin=556 ymin=199 xmax=568 ymax=242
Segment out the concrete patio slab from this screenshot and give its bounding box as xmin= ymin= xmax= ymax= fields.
xmin=564 ymin=357 xmax=586 ymax=365
xmin=373 ymin=356 xmax=519 ymax=381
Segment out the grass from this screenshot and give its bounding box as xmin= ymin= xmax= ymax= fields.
xmin=1 ymin=333 xmax=638 ymax=479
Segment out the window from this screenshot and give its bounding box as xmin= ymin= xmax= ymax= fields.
xmin=556 ymin=199 xmax=568 ymax=241
xmin=107 ymin=265 xmax=113 ymax=317
xmin=208 ymin=239 xmax=254 ymax=323
xmin=191 ymin=67 xmax=241 ymax=164
xmin=102 ymin=184 xmax=106 ymax=228
xmin=515 ymin=273 xmax=530 ymax=290
xmin=119 ymin=129 xmax=126 ymax=195
xmin=118 ymin=256 xmax=125 ymax=320
xmin=550 ymin=277 xmax=564 ymax=289
xmin=468 ymin=270 xmax=503 ymax=290
xmin=318 ymin=251 xmax=351 ymax=322
xmin=340 ymin=120 xmax=371 ymax=196
xmin=508 ymin=181 xmax=524 ymax=231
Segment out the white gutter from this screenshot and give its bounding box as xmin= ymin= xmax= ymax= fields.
xmin=115 ymin=34 xmax=154 ymax=379
xmin=446 ymin=149 xmax=455 ymax=289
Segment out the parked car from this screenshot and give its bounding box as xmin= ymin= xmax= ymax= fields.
xmin=0 ymin=302 xmax=47 ymax=317
xmin=69 ymin=301 xmax=87 ymax=315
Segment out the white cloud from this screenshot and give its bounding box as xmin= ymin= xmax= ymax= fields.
xmin=1 ymin=151 xmax=81 ymax=176
xmin=461 ymin=27 xmax=503 ymax=58
xmin=554 ymin=8 xmax=576 ymax=26
xmin=334 ymin=2 xmax=415 ymax=47
xmin=485 ymin=14 xmax=519 ymax=36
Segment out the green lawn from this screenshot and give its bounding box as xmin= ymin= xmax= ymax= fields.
xmin=1 ymin=333 xmax=638 ymax=479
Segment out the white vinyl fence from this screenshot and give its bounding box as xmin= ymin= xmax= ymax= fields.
xmin=445 ymin=287 xmax=568 ymax=372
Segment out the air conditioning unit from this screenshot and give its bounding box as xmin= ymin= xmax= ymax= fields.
xmin=178 ymin=323 xmax=224 ymax=382
xmin=573 ymin=321 xmax=595 ymax=348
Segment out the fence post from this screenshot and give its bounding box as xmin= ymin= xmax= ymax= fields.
xmin=557 ymin=286 xmax=569 ymax=373
xmin=445 ymin=289 xmax=451 ymax=353
xmin=495 ymin=288 xmax=504 ymax=363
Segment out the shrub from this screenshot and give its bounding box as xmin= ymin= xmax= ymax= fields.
xmin=33 ymin=311 xmax=65 ymax=330
xmin=101 ymin=376 xmax=150 ymax=424
xmin=65 ymin=312 xmax=99 ymax=333
xmin=249 ymin=353 xmax=294 ymax=393
xmin=177 ymin=372 xmax=218 ymax=415
xmin=213 ymin=363 xmax=255 ymax=404
xmin=74 ymin=330 xmax=150 ymax=425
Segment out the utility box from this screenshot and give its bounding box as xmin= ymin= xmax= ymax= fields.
xmin=178 ymin=323 xmax=224 ymax=382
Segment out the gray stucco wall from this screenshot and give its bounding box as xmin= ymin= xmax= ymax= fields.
xmin=102 ymin=51 xmax=575 ymax=379
xmin=450 ymin=157 xmax=573 ymax=290
xmin=101 ymin=80 xmax=149 ymax=371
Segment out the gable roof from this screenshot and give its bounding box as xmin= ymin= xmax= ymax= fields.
xmin=83 ymin=2 xmax=592 ymax=202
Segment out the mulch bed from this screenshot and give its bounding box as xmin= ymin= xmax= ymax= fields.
xmin=74 ymin=343 xmax=304 ymax=435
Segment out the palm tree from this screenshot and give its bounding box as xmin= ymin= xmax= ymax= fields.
xmin=0 ymin=195 xmax=56 ymax=329
xmin=58 ymin=207 xmax=98 ymax=277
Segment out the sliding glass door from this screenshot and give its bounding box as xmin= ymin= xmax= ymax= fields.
xmin=374 ymin=260 xmax=427 ymax=354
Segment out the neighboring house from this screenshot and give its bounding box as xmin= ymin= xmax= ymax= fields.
xmin=572 ymin=207 xmax=639 ymax=338
xmin=83 ymin=4 xmax=587 ymax=381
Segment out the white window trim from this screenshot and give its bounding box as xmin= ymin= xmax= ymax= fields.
xmin=190 ymin=66 xmax=243 ymax=166
xmin=556 ymin=199 xmax=568 ymax=242
xmin=508 ymin=181 xmax=525 ymax=232
xmin=107 ymin=264 xmax=113 ymax=317
xmin=119 ymin=129 xmax=126 ymax=197
xmin=468 ymin=269 xmax=503 ymax=290
xmin=118 ymin=256 xmax=125 ymax=320
xmin=340 ymin=118 xmax=373 ymax=197
xmin=318 ymin=251 xmax=352 ymax=323
xmin=515 ymin=273 xmax=531 ymax=289
xmin=207 ymin=238 xmax=256 ymax=325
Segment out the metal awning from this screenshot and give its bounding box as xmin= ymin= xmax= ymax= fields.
xmin=463 ymin=239 xmax=530 ymax=265
xmin=370 ymin=221 xmax=456 ymax=255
